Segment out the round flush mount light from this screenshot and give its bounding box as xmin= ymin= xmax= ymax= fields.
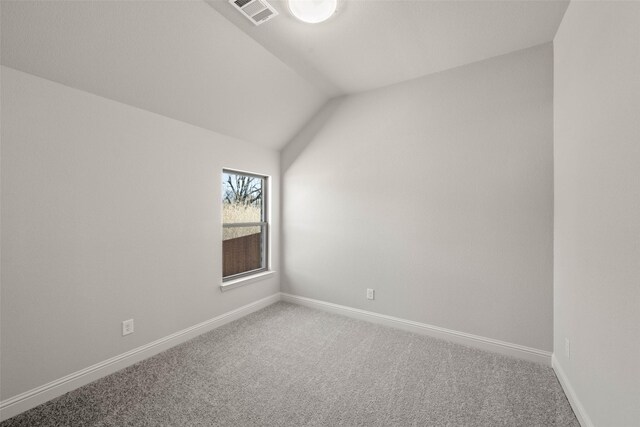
xmin=288 ymin=0 xmax=337 ymax=24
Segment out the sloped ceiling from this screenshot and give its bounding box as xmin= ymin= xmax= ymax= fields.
xmin=207 ymin=0 xmax=569 ymax=96
xmin=0 ymin=0 xmax=327 ymax=150
xmin=1 ymin=0 xmax=569 ymax=149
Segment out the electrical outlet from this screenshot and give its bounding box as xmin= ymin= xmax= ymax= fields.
xmin=565 ymin=338 xmax=571 ymax=360
xmin=366 ymin=288 xmax=375 ymax=300
xmin=122 ymin=319 xmax=134 ymax=336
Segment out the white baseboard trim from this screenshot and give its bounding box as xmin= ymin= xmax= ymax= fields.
xmin=280 ymin=293 xmax=552 ymax=366
xmin=1 ymin=292 xmax=554 ymax=422
xmin=552 ymin=354 xmax=593 ymax=427
xmin=0 ymin=293 xmax=280 ymax=422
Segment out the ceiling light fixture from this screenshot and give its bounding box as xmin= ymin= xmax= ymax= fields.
xmin=288 ymin=0 xmax=337 ymax=24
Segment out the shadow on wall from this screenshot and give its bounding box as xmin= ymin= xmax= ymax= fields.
xmin=281 ymin=96 xmax=346 ymax=173
xmin=279 ymin=96 xmax=345 ymax=294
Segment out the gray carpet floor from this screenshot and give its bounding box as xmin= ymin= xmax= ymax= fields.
xmin=1 ymin=302 xmax=579 ymax=426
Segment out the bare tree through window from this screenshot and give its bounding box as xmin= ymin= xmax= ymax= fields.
xmin=223 ymin=173 xmax=262 ymax=206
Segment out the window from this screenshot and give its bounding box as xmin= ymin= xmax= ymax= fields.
xmin=222 ymin=170 xmax=268 ymax=282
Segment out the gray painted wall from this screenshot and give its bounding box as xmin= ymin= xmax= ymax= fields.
xmin=282 ymin=44 xmax=554 ymax=352
xmin=554 ymin=2 xmax=640 ymax=425
xmin=0 ymin=66 xmax=280 ymax=400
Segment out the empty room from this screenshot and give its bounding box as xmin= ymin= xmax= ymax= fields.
xmin=1 ymin=0 xmax=638 ymax=426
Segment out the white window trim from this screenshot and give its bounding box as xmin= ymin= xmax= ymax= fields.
xmin=220 ymin=270 xmax=276 ymax=292
xmin=222 ymin=169 xmax=270 ymax=285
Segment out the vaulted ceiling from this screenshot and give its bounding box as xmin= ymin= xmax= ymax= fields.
xmin=208 ymin=0 xmax=569 ymax=96
xmin=1 ymin=0 xmax=569 ymax=150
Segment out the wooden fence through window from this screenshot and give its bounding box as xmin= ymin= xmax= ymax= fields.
xmin=223 ymin=233 xmax=262 ymax=277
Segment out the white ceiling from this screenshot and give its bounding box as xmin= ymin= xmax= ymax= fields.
xmin=208 ymin=0 xmax=570 ymax=96
xmin=1 ymin=0 xmax=569 ymax=149
xmin=0 ymin=0 xmax=327 ymax=150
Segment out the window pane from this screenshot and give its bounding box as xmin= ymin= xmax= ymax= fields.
xmin=221 ymin=169 xmax=268 ymax=282
xmin=222 ymin=172 xmax=263 ymax=223
xmin=222 ymin=202 xmax=262 ymax=224
xmin=223 ymin=225 xmax=261 ymax=241
xmin=223 ymin=226 xmax=265 ymax=278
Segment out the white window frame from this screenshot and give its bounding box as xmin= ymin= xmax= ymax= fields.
xmin=221 ymin=169 xmax=270 ymax=289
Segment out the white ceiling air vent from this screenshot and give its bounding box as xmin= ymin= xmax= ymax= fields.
xmin=229 ymin=0 xmax=279 ymax=26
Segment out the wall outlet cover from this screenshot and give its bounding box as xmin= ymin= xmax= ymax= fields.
xmin=122 ymin=319 xmax=134 ymax=336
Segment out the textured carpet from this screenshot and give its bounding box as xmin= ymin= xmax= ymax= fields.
xmin=1 ymin=302 xmax=579 ymax=426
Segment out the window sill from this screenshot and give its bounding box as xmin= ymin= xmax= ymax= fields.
xmin=220 ymin=271 xmax=276 ymax=292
